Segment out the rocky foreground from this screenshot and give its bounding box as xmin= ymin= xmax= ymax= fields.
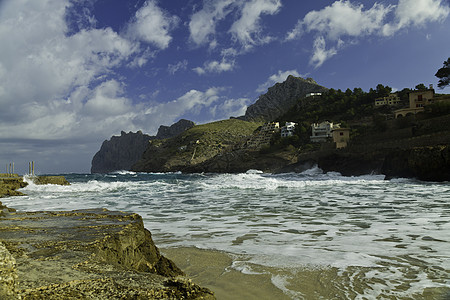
xmin=0 ymin=179 xmax=214 ymax=299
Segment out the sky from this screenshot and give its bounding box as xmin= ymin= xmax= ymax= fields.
xmin=0 ymin=0 xmax=449 ymax=174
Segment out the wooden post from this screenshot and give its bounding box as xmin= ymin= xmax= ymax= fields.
xmin=32 ymin=161 xmax=35 ymax=176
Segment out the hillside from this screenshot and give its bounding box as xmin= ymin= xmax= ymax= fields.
xmin=131 ymin=119 xmax=262 ymax=173
xmin=242 ymin=75 xmax=328 ymax=121
xmin=91 ymin=119 xmax=195 ymax=173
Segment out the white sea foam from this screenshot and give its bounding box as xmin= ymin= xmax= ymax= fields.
xmin=3 ymin=170 xmax=449 ymax=299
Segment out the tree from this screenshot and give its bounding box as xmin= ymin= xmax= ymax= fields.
xmin=415 ymin=83 xmax=427 ymax=90
xmin=435 ymin=57 xmax=450 ymax=89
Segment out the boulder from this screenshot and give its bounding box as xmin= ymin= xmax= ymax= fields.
xmin=0 ymin=208 xmax=215 ymax=299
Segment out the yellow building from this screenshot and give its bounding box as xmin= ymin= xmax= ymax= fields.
xmin=332 ymin=128 xmax=350 ymax=149
xmin=375 ymin=94 xmax=401 ymax=106
xmin=395 ymin=89 xmax=435 ymax=118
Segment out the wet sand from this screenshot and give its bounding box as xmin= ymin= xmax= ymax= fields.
xmin=161 ymin=247 xmax=289 ymax=300
xmin=162 ymin=247 xmax=450 ymax=300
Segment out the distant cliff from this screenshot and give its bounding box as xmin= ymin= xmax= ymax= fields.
xmin=91 ymin=119 xmax=195 ymax=174
xmin=242 ymin=75 xmax=328 ymax=122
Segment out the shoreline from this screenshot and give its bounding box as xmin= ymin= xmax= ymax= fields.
xmin=0 ymin=199 xmax=215 ymax=299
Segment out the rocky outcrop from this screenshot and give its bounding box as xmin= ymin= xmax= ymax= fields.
xmin=242 ymin=75 xmax=328 ymax=122
xmin=0 ymin=208 xmax=215 ymax=299
xmin=91 ymin=131 xmax=154 ymax=174
xmin=0 ymin=176 xmax=27 ymax=198
xmin=381 ymin=145 xmax=450 ymax=181
xmin=31 ymin=176 xmax=70 ymax=186
xmin=91 ymin=120 xmax=195 ymax=174
xmin=156 ymin=119 xmax=195 ymax=140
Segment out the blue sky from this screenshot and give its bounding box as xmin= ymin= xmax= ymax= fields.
xmin=0 ymin=0 xmax=449 ymax=174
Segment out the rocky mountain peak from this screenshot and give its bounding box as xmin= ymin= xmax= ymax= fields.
xmin=242 ymin=75 xmax=328 ymax=122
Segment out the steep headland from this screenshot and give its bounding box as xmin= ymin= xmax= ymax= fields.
xmin=91 ymin=119 xmax=195 ymax=174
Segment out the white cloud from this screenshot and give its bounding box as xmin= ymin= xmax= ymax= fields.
xmin=302 ymin=1 xmax=392 ymax=40
xmin=193 ymin=58 xmax=235 ymax=75
xmin=286 ymin=0 xmax=449 ymax=67
xmin=229 ymin=0 xmax=281 ymax=49
xmin=383 ymin=0 xmax=450 ymax=35
xmin=126 ymin=0 xmax=179 ymax=49
xmin=209 ymin=97 xmax=251 ymax=119
xmin=168 ymin=60 xmax=188 ymax=74
xmin=310 ymin=36 xmax=337 ymax=68
xmin=189 ymin=0 xmax=235 ymax=47
xmin=256 ymin=70 xmax=304 ymax=93
xmin=144 ymin=88 xmax=224 ymax=125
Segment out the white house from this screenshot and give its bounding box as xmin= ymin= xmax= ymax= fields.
xmin=281 ymin=122 xmax=296 ymax=137
xmin=310 ymin=121 xmax=340 ymax=143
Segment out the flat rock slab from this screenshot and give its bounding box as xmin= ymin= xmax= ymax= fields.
xmin=0 ymin=208 xmax=214 ymax=299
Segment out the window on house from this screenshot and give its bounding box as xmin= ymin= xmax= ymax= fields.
xmin=340 ymin=132 xmax=344 ymax=136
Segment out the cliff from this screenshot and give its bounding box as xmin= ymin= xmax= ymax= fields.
xmin=242 ymin=75 xmax=328 ymax=122
xmin=91 ymin=131 xmax=154 ymax=174
xmin=155 ymin=119 xmax=195 ymax=140
xmin=131 ymin=119 xmax=261 ymax=173
xmin=0 ymin=207 xmax=215 ymax=299
xmin=91 ymin=119 xmax=195 ymax=174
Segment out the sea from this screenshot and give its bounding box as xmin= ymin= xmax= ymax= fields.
xmin=3 ymin=167 xmax=449 ymax=300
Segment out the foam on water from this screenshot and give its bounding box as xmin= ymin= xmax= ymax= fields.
xmin=4 ymin=169 xmax=450 ymax=299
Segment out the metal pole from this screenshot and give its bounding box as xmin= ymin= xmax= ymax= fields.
xmin=12 ymin=162 xmax=14 ymax=175
xmin=32 ymin=161 xmax=35 ymax=176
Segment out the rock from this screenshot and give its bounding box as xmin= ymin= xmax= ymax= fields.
xmin=242 ymin=75 xmax=328 ymax=122
xmin=91 ymin=120 xmax=195 ymax=174
xmin=91 ymin=131 xmax=154 ymax=174
xmin=381 ymin=145 xmax=450 ymax=181
xmin=0 ymin=177 xmax=28 ymax=198
xmin=0 ymin=242 xmax=18 ymax=299
xmin=0 ymin=209 xmax=215 ymax=299
xmin=32 ymin=176 xmax=70 ymax=186
xmin=156 ymin=119 xmax=195 ymax=140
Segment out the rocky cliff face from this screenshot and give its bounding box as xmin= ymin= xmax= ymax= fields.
xmin=381 ymin=145 xmax=450 ymax=181
xmin=243 ymin=75 xmax=328 ymax=122
xmin=91 ymin=131 xmax=153 ymax=174
xmin=91 ymin=119 xmax=195 ymax=174
xmin=156 ymin=119 xmax=195 ymax=139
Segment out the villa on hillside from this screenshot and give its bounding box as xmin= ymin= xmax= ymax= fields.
xmin=310 ymin=121 xmax=350 ymax=148
xmin=332 ymin=128 xmax=351 ymax=149
xmin=281 ymin=122 xmax=297 ymax=137
xmin=305 ymin=92 xmax=322 ymax=98
xmin=395 ymin=88 xmax=435 ymax=118
xmin=310 ymin=121 xmax=340 ymax=143
xmin=375 ymin=93 xmax=401 ymax=106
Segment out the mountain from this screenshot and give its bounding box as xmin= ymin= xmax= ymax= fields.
xmin=242 ymin=75 xmax=328 ymax=122
xmin=91 ymin=119 xmax=195 ymax=173
xmin=131 ymin=119 xmax=261 ymax=173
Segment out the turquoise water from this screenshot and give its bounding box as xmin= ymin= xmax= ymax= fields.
xmin=4 ymin=168 xmax=450 ymax=299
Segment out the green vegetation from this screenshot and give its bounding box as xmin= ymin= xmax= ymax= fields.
xmin=435 ymin=57 xmax=450 ymax=89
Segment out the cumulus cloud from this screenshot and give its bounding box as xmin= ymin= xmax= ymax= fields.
xmin=229 ymin=0 xmax=282 ymax=50
xmin=256 ymin=70 xmax=304 ymax=93
xmin=125 ymin=0 xmax=179 ymax=49
xmin=383 ymin=0 xmax=450 ymax=35
xmin=287 ymin=0 xmax=449 ymax=67
xmin=189 ymin=0 xmax=235 ymax=47
xmin=193 ymin=58 xmax=235 ymax=75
